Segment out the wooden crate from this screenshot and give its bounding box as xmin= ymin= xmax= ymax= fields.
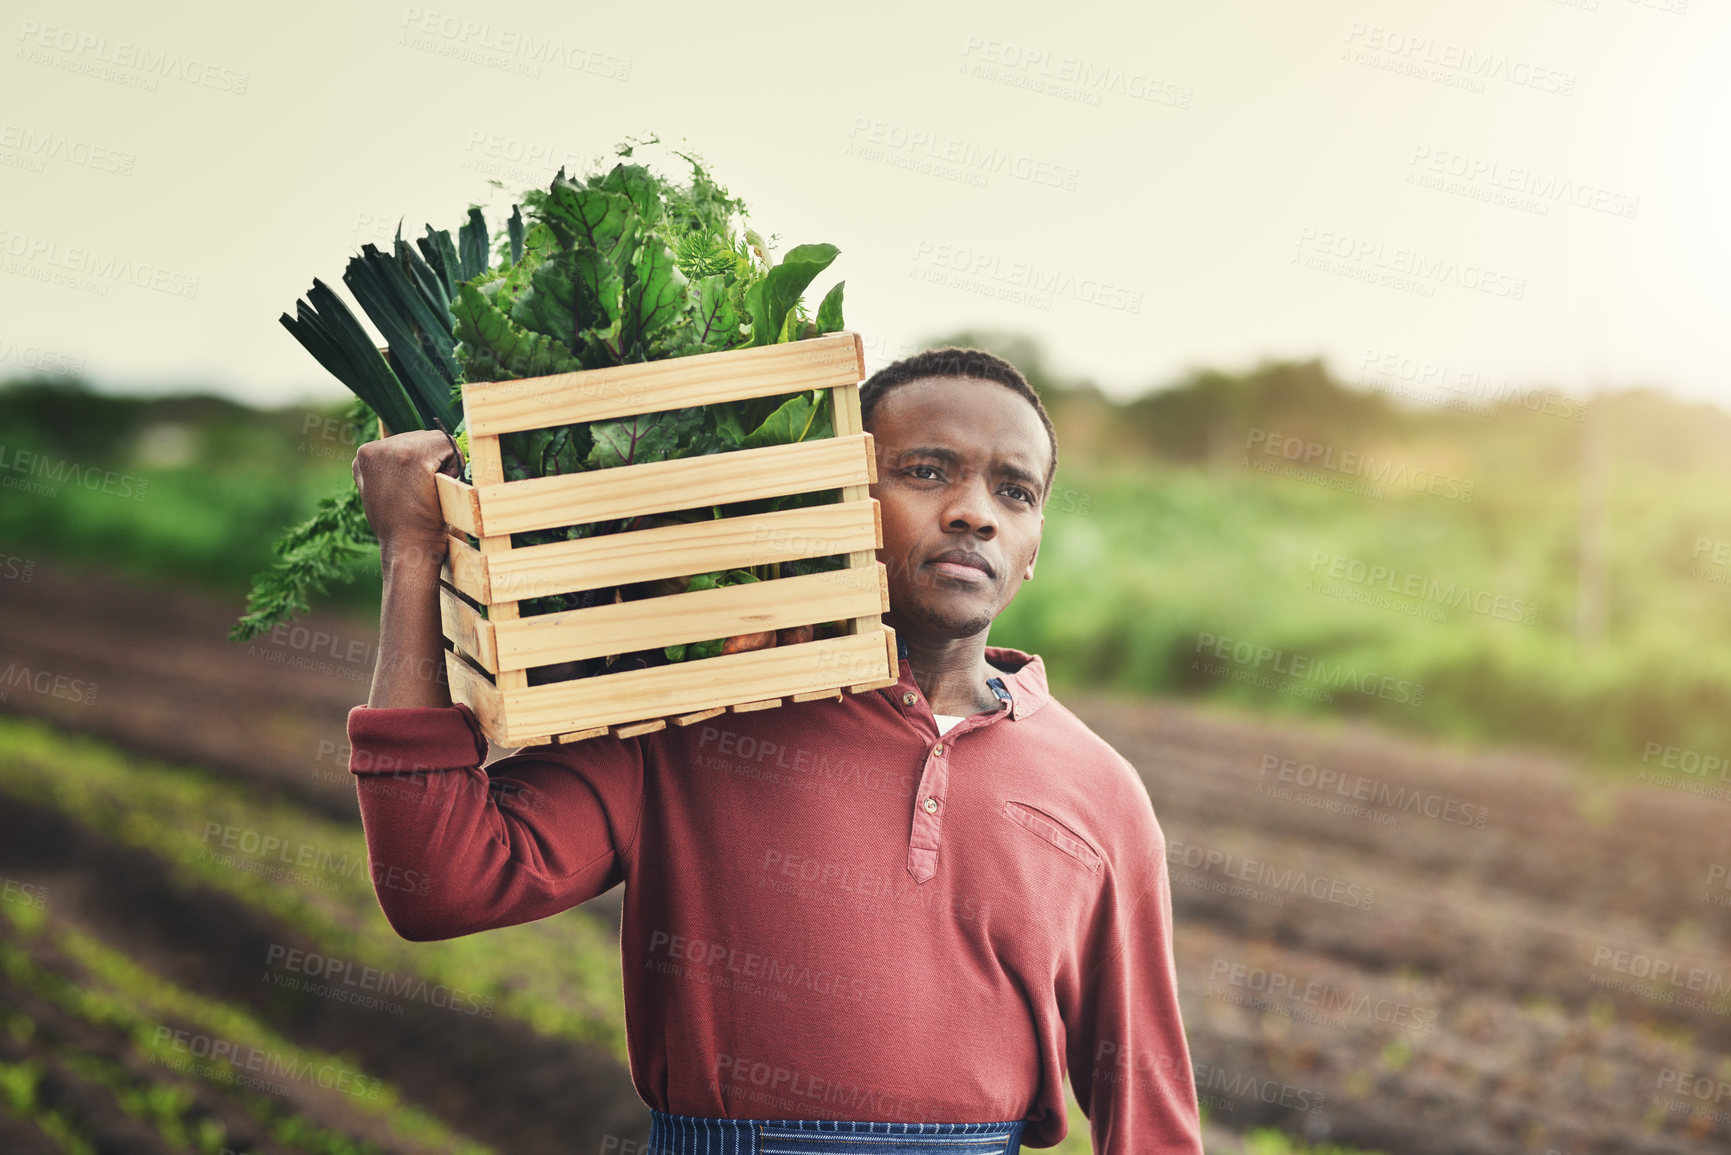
xmin=430 ymin=331 xmax=899 ymax=748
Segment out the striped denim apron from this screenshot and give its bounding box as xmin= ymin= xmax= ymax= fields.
xmin=646 ymin=1111 xmax=1026 ymax=1155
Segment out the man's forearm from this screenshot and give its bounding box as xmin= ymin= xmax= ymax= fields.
xmin=367 ymin=539 xmax=452 ymax=710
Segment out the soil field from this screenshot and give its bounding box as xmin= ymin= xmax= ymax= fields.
xmin=1 ymin=561 xmax=1726 ymax=1154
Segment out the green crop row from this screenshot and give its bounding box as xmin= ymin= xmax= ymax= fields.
xmin=2 ymin=900 xmax=487 ymax=1154
xmin=0 ymin=716 xmax=627 ymax=1058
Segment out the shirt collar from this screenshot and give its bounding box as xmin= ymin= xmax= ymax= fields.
xmin=894 ymin=634 xmax=1050 ymax=722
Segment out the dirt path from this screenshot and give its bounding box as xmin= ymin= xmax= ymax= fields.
xmin=4 ymin=561 xmax=1728 ymax=1153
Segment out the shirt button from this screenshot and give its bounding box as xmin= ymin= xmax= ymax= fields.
xmin=933 ymin=742 xmax=945 ymax=755
xmin=923 ymin=797 xmax=939 ymax=814
xmin=902 ymin=691 xmax=918 ymax=706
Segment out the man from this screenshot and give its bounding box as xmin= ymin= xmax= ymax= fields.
xmin=346 ymin=347 xmax=1204 ymax=1154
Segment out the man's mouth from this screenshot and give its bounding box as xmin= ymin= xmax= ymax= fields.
xmin=926 ymin=550 xmax=994 ymax=582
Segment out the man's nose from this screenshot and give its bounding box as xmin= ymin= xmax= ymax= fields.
xmin=943 ymin=471 xmax=996 ymax=535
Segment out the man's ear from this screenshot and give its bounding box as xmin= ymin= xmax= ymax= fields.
xmin=1023 ymin=514 xmax=1042 ymax=581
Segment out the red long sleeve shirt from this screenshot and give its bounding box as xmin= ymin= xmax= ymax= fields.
xmin=347 ymin=643 xmax=1203 ymax=1153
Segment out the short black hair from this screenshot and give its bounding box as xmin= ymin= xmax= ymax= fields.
xmin=859 ymin=346 xmax=1058 ymax=499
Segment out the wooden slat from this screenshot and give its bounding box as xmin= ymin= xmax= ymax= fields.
xmin=439 ymin=585 xmax=498 ymax=671
xmin=472 ymin=434 xmax=874 ymax=538
xmin=554 ymin=725 xmax=612 ymax=744
xmin=474 ymin=500 xmax=880 ymax=604
xmin=464 ymin=332 xmax=864 ymax=437
xmin=488 ymin=564 xmax=887 ymax=673
xmin=443 ymin=650 xmax=504 ymax=736
xmin=611 ymin=718 xmax=667 ymax=738
xmin=436 ymin=473 xmax=481 ymax=536
xmin=490 ymin=630 xmax=893 ymax=744
xmin=791 ymin=688 xmax=844 ymax=703
xmin=461 ymin=423 xmax=530 ymax=695
xmin=730 ymin=698 xmax=782 ymax=713
xmin=670 ymin=707 xmax=727 ymax=727
xmin=827 ymin=380 xmax=884 ymax=645
xmin=850 ymin=625 xmax=900 ymax=693
xmin=444 ymin=530 xmax=490 ymax=603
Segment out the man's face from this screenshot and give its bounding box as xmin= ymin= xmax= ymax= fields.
xmin=866 ymin=375 xmax=1049 ymax=641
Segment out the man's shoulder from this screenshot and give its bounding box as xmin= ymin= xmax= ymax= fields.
xmin=1021 ymin=691 xmax=1154 ymax=807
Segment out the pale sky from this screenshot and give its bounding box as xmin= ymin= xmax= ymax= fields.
xmin=2 ymin=0 xmax=1726 ymax=409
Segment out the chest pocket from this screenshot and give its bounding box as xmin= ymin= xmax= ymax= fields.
xmin=1001 ymin=800 xmax=1102 ymax=874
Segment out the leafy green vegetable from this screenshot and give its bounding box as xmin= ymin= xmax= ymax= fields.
xmin=241 ymin=140 xmax=853 ymax=671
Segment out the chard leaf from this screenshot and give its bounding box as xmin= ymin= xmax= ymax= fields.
xmin=598 ymin=163 xmax=665 ymax=225
xmin=816 ymin=280 xmax=845 ymax=334
xmin=570 ymin=249 xmax=627 ymax=363
xmin=629 ymin=237 xmax=688 ymax=354
xmin=542 ymin=183 xmax=634 ymax=256
xmin=690 ymin=275 xmax=741 ymax=351
xmin=512 ymin=249 xmax=585 ymax=351
xmin=745 ymin=243 xmax=840 ymax=346
xmin=585 ymin=406 xmax=704 ymax=470
xmin=453 ymin=281 xmax=583 ymax=382
xmin=739 ymin=389 xmax=833 ymax=450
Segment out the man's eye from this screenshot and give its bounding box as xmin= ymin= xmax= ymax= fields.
xmin=907 ymin=465 xmax=941 ymax=480
xmin=1004 ymin=486 xmax=1035 ymax=504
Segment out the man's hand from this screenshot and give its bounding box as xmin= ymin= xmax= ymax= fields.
xmin=353 ymin=430 xmax=464 ymax=558
xmin=353 ymin=430 xmax=466 ymax=710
